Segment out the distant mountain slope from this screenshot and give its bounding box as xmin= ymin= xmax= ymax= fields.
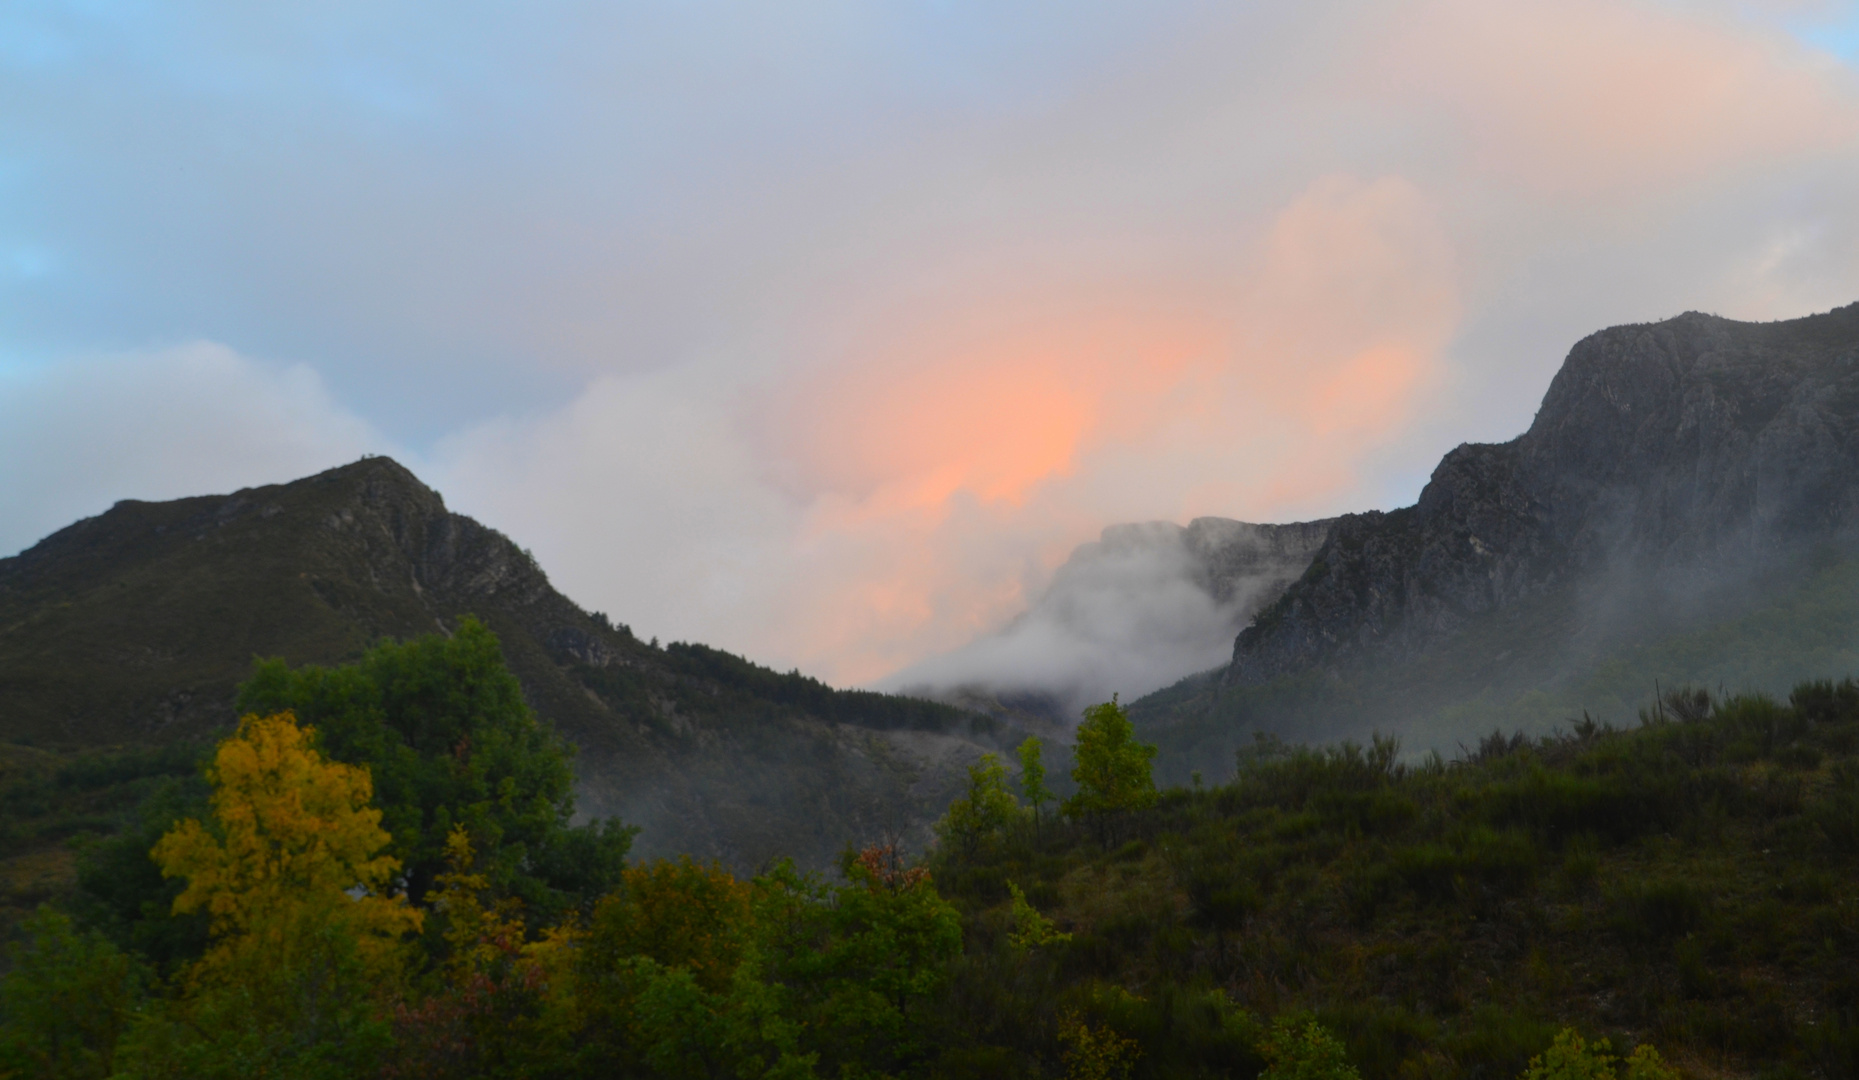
xmin=0 ymin=457 xmax=1011 ymax=868
xmin=1229 ymin=302 xmax=1859 ymax=686
xmin=887 ymin=516 xmax=1331 ymax=722
xmin=1134 ymin=301 xmax=1859 ymax=774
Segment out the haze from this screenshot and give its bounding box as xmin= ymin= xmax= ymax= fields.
xmin=4 ymin=0 xmax=1859 ymax=694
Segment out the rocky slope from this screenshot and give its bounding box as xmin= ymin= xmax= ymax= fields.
xmin=1221 ymin=303 xmax=1859 ymax=688
xmin=0 ymin=458 xmax=1014 ymax=869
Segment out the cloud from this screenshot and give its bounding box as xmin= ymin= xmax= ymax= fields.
xmin=1362 ymin=0 xmax=1859 ymax=199
xmin=433 ymin=172 xmax=1458 ymax=687
xmin=0 ymin=343 xmax=387 ymax=555
xmin=6 ymin=0 xmax=1859 ymax=694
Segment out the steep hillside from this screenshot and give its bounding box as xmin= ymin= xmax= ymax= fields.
xmin=1230 ymin=302 xmax=1859 ymax=687
xmin=0 ymin=457 xmax=1011 ymax=868
xmin=1135 ymin=302 xmax=1859 ymax=774
xmin=928 ymin=679 xmax=1859 ymax=1077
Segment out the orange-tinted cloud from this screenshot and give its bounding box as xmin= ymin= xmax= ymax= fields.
xmin=728 ymin=173 xmax=1459 ymax=684
xmin=768 ymin=312 xmax=1223 ymax=521
xmin=1368 ymin=0 xmax=1859 ymax=197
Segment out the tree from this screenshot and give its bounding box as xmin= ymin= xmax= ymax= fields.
xmin=150 ymin=712 xmax=420 ymax=959
xmin=935 ymin=753 xmax=1021 ymax=857
xmin=1058 ymin=1012 xmax=1139 ymax=1080
xmin=568 ymin=859 xmax=814 ymax=1079
xmin=237 ymin=617 xmax=634 ymax=919
xmin=72 ymin=776 xmax=212 ymax=977
xmin=1017 ymin=737 xmax=1053 ymax=833
xmin=121 ymin=711 xmax=423 ymax=1079
xmin=1520 ymin=1029 xmax=1680 ymax=1080
xmin=587 ymin=857 xmax=755 ymax=995
xmin=1005 ymin=883 xmax=1069 ymax=952
xmin=1258 ymin=1017 xmax=1359 ymax=1080
xmin=814 ymin=845 xmax=963 ymax=1072
xmin=1063 ymin=696 xmax=1157 ymax=843
xmin=382 ymin=828 xmax=564 ymax=1080
xmin=0 ymin=908 xmax=147 ymax=1080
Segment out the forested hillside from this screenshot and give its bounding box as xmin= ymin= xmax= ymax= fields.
xmin=5 ymin=624 xmax=1858 ymax=1076
xmin=1135 ymin=303 xmax=1859 ymax=779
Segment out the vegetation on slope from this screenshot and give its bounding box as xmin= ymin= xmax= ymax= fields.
xmin=7 ymin=619 xmax=1859 ymax=1076
xmin=935 ymin=683 xmax=1859 ymax=1077
xmin=0 ymin=457 xmax=1008 ymax=870
xmin=1138 ymin=545 xmax=1859 ymax=784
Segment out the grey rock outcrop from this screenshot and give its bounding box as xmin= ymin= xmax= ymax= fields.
xmin=1225 ymin=302 xmax=1859 ymax=686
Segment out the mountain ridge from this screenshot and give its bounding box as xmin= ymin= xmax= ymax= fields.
xmin=1224 ymin=302 xmax=1859 ymax=689
xmin=0 ymin=457 xmax=1019 ymax=869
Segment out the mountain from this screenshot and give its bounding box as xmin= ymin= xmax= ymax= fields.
xmin=884 ymin=515 xmax=1331 ymax=722
xmin=1135 ymin=301 xmax=1859 ymax=773
xmin=0 ymin=457 xmax=1019 ymax=869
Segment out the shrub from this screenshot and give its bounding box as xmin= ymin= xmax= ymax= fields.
xmin=0 ymin=908 xmax=147 ymax=1080
xmin=1259 ymin=1016 xmax=1360 ymax=1080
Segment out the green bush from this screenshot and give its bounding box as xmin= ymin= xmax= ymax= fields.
xmin=0 ymin=908 xmax=148 ymax=1080
xmin=1259 ymin=1016 xmax=1360 ymax=1080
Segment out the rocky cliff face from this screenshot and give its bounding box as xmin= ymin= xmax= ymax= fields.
xmin=1225 ymin=302 xmax=1859 ymax=686
xmin=0 ymin=458 xmax=1012 ymax=870
xmin=1175 ymin=517 xmax=1336 ymax=607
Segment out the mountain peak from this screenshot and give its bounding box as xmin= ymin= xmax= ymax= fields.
xmin=1225 ymin=300 xmax=1859 ymax=688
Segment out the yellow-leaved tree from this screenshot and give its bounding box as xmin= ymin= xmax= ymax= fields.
xmin=118 ymin=711 xmax=423 ymax=1079
xmin=153 ymin=710 xmax=422 ymax=970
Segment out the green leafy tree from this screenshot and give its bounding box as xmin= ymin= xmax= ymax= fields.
xmin=0 ymin=908 xmax=147 ymax=1080
xmin=587 ymin=857 xmax=754 ymax=995
xmin=1259 ymin=1017 xmax=1360 ymax=1080
xmin=1005 ymin=882 xmax=1070 ymax=952
xmin=1058 ymin=1012 xmax=1140 ymax=1080
xmin=1520 ymin=1029 xmax=1680 ymax=1080
xmin=597 ymin=952 xmax=818 ymax=1080
xmin=1063 ymin=696 xmax=1157 ymax=844
xmin=935 ymin=753 xmax=1021 ymax=857
xmin=237 ymin=617 xmax=634 ymax=919
xmin=73 ymin=776 xmax=212 ymax=976
xmin=752 ymin=845 xmax=961 ymax=1075
xmin=1017 ymin=737 xmax=1053 ymax=832
xmin=818 ymin=845 xmax=962 ymax=1071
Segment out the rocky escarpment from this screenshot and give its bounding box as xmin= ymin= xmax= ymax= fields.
xmin=1057 ymin=516 xmax=1336 ymax=623
xmin=1175 ymin=516 xmax=1336 ymax=607
xmin=0 ymin=458 xmax=1010 ymax=869
xmin=1225 ymin=302 xmax=1859 ymax=686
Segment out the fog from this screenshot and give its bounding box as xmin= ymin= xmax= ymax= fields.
xmin=885 ymin=518 xmax=1327 ymax=722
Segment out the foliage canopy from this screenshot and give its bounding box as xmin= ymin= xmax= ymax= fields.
xmin=237 ymin=617 xmax=634 ymax=917
xmin=1064 ymin=695 xmax=1157 ymax=835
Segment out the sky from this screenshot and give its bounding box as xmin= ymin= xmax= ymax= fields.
xmin=3 ymin=0 xmax=1859 ymax=692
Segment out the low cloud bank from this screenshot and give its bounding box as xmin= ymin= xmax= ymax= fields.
xmin=0 ymin=344 xmax=388 ymax=556
xmin=882 ymin=519 xmax=1328 ymax=721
